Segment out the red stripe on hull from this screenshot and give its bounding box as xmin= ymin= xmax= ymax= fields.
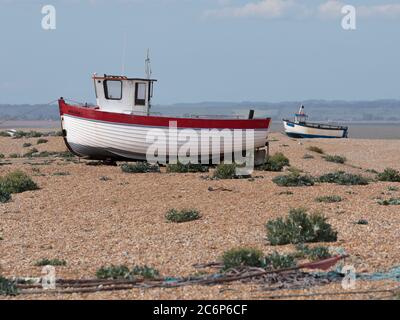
xmin=59 ymin=99 xmax=271 ymax=130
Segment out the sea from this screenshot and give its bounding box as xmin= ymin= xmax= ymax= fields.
xmin=1 ymin=121 xmax=400 ymax=140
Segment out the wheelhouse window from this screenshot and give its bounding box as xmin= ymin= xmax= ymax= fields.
xmin=104 ymin=80 xmax=122 ymax=100
xmin=135 ymin=82 xmax=147 ymax=106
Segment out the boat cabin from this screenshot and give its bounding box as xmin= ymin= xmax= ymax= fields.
xmin=294 ymin=105 xmax=308 ymax=124
xmin=93 ymin=74 xmax=157 ymax=115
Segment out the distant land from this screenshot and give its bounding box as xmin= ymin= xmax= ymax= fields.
xmin=1 ymin=100 xmax=400 ymax=123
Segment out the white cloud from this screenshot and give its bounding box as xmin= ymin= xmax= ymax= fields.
xmin=204 ymin=0 xmax=305 ymax=19
xmin=358 ymin=3 xmax=400 ymax=18
xmin=318 ymin=0 xmax=344 ymax=19
xmin=205 ymin=0 xmax=400 ymax=20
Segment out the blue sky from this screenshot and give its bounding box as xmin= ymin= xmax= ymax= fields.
xmin=0 ymin=0 xmax=399 ymax=104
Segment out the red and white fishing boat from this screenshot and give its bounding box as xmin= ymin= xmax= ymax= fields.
xmin=59 ymin=73 xmax=271 ymax=164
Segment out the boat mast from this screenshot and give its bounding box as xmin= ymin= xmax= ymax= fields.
xmin=145 ymin=49 xmax=153 ymax=112
xmin=145 ymin=49 xmax=152 ymax=80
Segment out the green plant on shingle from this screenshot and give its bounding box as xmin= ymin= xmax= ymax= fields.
xmin=377 ymin=168 xmax=400 ymax=182
xmin=52 ymin=172 xmax=70 ymax=176
xmin=388 ymin=186 xmax=399 ymax=192
xmin=166 ymin=209 xmax=201 ymax=223
xmin=0 ymin=171 xmax=39 ymax=194
xmin=13 ymin=131 xmax=43 ymax=139
xmin=23 ymin=143 xmax=32 ymax=148
xmin=0 ymin=131 xmax=11 ymax=137
xmin=307 ymin=146 xmax=324 ymax=154
xmin=258 ymin=153 xmax=290 ymax=172
xmin=273 ymin=173 xmax=314 ymax=187
xmin=356 ymin=219 xmax=369 ymax=225
xmin=222 ymin=248 xmax=265 ymax=271
xmin=23 ymin=148 xmax=39 ymax=158
xmin=121 ymin=162 xmax=160 ymax=173
xmin=37 ymin=139 xmax=48 ymax=145
xmin=323 ymin=155 xmax=347 ymax=164
xmin=131 ymin=265 xmax=160 ymax=279
xmin=295 ymin=244 xmax=332 ymax=261
xmin=266 ymin=208 xmax=338 ymax=246
xmin=0 ymin=188 xmax=11 ymax=203
xmin=96 ymin=264 xmax=159 ymax=280
xmin=265 ymin=252 xmax=297 ymax=269
xmin=167 ymin=162 xmax=209 ymax=173
xmin=318 ymin=171 xmax=369 ymax=186
xmin=0 ymin=276 xmax=18 ymax=296
xmin=213 ymin=163 xmax=237 ymax=179
xmin=377 ymin=198 xmax=400 ymax=206
xmin=9 ymin=153 xmax=20 ymax=159
xmin=56 ymin=151 xmax=75 ymax=159
xmin=315 ymin=195 xmax=343 ymax=203
xmin=96 ymin=265 xmax=132 ymax=280
xmin=34 ymin=258 xmax=67 ymax=267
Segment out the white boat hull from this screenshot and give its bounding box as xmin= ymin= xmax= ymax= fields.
xmin=62 ymin=114 xmax=269 ymax=162
xmin=283 ymin=120 xmax=348 ymax=139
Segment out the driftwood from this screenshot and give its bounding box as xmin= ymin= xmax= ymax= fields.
xmin=14 ymin=255 xmax=349 ymax=296
xmin=254 ymin=287 xmax=400 ymax=300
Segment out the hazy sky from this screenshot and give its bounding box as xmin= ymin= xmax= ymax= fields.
xmin=0 ymin=0 xmax=399 ymax=104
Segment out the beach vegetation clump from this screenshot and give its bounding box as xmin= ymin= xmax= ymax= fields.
xmin=0 ymin=131 xmax=11 ymax=137
xmin=307 ymin=146 xmax=324 ymax=154
xmin=356 ymin=219 xmax=369 ymax=225
xmin=265 ymin=252 xmax=297 ymax=269
xmin=166 ymin=209 xmax=201 ymax=223
xmin=377 ymin=168 xmax=400 ymax=182
xmin=295 ymin=244 xmax=332 ymax=261
xmin=23 ymin=148 xmax=39 ymax=158
xmin=0 ymin=188 xmax=11 ymax=204
xmin=96 ymin=265 xmax=131 ymax=280
xmin=222 ymin=248 xmax=265 ymax=271
xmin=318 ymin=171 xmax=369 ymax=186
xmin=37 ymin=139 xmax=49 ymax=145
xmin=52 ymin=172 xmax=70 ymax=176
xmin=377 ymin=198 xmax=400 ymax=206
xmin=273 ymin=173 xmax=314 ymax=187
xmin=9 ymin=153 xmax=20 ymax=159
xmin=315 ymin=195 xmax=343 ymax=203
xmin=96 ymin=265 xmax=159 ymax=280
xmin=213 ymin=163 xmax=237 ymax=179
xmin=121 ymin=162 xmax=160 ymax=173
xmin=0 ymin=276 xmax=18 ymax=296
xmin=34 ymin=258 xmax=67 ymax=267
xmin=323 ymin=155 xmax=347 ymax=164
xmin=167 ymin=162 xmax=209 ymax=173
xmin=13 ymin=131 xmax=43 ymax=139
xmin=131 ymin=265 xmax=160 ymax=279
xmin=258 ymin=153 xmax=290 ymax=172
xmin=0 ymin=171 xmax=39 ymax=194
xmin=266 ymin=208 xmax=338 ymax=245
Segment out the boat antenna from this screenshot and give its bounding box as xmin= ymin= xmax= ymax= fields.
xmin=145 ymin=49 xmax=152 ymax=79
xmin=121 ymin=31 xmax=127 ymax=76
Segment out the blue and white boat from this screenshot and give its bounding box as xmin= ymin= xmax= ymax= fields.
xmin=283 ymin=106 xmax=348 ymax=139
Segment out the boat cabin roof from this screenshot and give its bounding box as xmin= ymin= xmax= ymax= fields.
xmin=92 ymin=74 xmax=157 ymax=83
